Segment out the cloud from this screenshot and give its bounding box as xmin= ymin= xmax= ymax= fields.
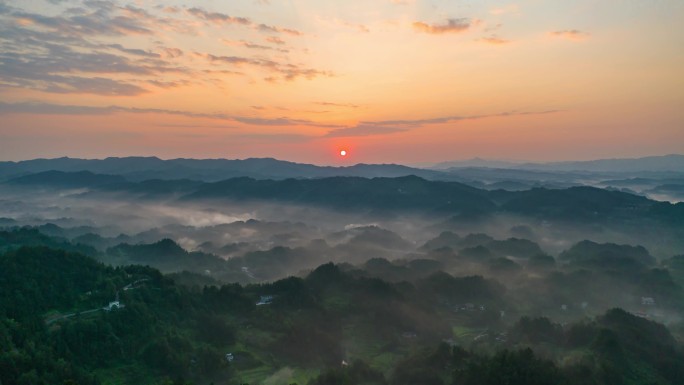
xmin=550 ymin=29 xmax=589 ymax=41
xmin=490 ymin=5 xmax=520 ymax=16
xmin=0 ymin=101 xmax=559 ymax=139
xmin=324 ymin=124 xmax=408 ymax=138
xmin=155 ymin=123 xmax=238 ymax=130
xmin=187 ymin=7 xmax=302 ymax=36
xmin=0 ymin=1 xmax=326 ymax=98
xmin=0 ymin=102 xmax=343 ymax=128
xmin=8 ymin=3 xmax=166 ymax=37
xmin=43 ymin=76 xmax=148 ymax=96
xmin=106 ymin=43 xmax=159 ymax=58
xmin=479 ymin=36 xmax=511 ymax=45
xmin=161 ymin=47 xmax=184 ymax=58
xmin=265 ymin=36 xmax=286 ymax=45
xmin=313 ymin=16 xmax=369 ymax=33
xmin=324 ymin=110 xmax=560 ymax=137
xmin=0 ymin=51 xmax=152 ymax=95
xmin=186 ymin=7 xmax=250 ymax=26
xmin=484 ymin=23 xmax=503 ymax=32
xmin=147 ymin=80 xmax=190 ymax=89
xmin=234 ymin=116 xmax=317 ymax=126
xmin=0 ymin=1 xmax=205 ymax=95
xmin=0 ymin=26 xmax=188 ymax=95
xmin=233 ymin=133 xmax=314 ymax=143
xmin=413 ymin=18 xmax=476 ymax=34
xmin=222 ymin=39 xmax=288 ymax=52
xmin=202 ymin=53 xmax=333 ymax=81
xmin=368 ymin=110 xmax=558 ymax=126
xmin=313 ymin=102 xmax=360 ymax=109
xmin=159 ymin=5 xmax=181 ymax=14
xmin=257 ymin=23 xmax=302 ymax=36
xmin=0 ymin=102 xmax=129 ymax=115
xmin=5 ymin=1 xmax=193 ymax=40
xmin=202 ymin=53 xmax=273 ymax=66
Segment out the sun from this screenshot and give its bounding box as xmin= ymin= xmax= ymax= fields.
xmin=340 ymin=150 xmax=347 ymax=156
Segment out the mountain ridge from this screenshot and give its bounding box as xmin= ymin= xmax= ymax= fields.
xmin=434 ymin=154 xmax=684 ymax=172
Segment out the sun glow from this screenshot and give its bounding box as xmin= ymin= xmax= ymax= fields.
xmin=340 ymin=150 xmax=347 ymax=156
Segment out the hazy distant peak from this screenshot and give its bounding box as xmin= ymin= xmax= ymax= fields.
xmin=430 ymin=154 xmax=684 ymax=173
xmin=430 ymin=158 xmax=521 ymax=170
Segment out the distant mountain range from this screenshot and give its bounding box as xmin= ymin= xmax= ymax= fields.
xmin=1 ymin=154 xmax=682 ymax=183
xmin=1 ymin=155 xmax=683 ymax=203
xmin=0 ymin=156 xmax=448 ymax=182
xmin=432 ymin=154 xmax=684 ymax=172
xmin=3 ymin=171 xmax=682 ymax=224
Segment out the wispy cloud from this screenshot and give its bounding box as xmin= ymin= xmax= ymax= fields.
xmin=106 ymin=43 xmax=159 ymax=58
xmin=0 ymin=1 xmax=326 ymax=95
xmin=222 ymin=39 xmax=288 ymax=52
xmin=324 ymin=110 xmax=559 ymax=137
xmin=201 ymin=53 xmax=333 ymax=81
xmin=313 ymin=102 xmax=360 ymax=109
xmin=490 ymin=5 xmax=520 ymax=16
xmin=413 ymin=18 xmax=476 ymax=34
xmin=7 ymin=1 xmax=194 ymax=38
xmin=0 ymin=101 xmax=343 ymax=128
xmin=186 ymin=7 xmax=251 ymax=26
xmin=479 ymin=36 xmax=511 ymax=45
xmin=186 ymin=7 xmax=302 ymax=36
xmin=368 ymin=110 xmax=558 ymax=126
xmin=10 ymin=9 xmax=153 ymax=37
xmin=550 ymin=29 xmax=589 ymax=41
xmin=160 ymin=47 xmax=184 ymax=58
xmin=0 ymin=26 xmax=188 ymax=95
xmin=265 ymin=36 xmax=286 ymax=45
xmin=257 ymin=23 xmax=302 ymax=36
xmin=324 ymin=124 xmax=408 ymax=137
xmin=313 ymin=16 xmax=370 ymax=33
xmin=0 ymin=1 xmax=200 ymax=95
xmin=233 ymin=133 xmax=314 ymax=143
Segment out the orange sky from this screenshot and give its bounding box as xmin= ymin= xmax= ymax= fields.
xmin=0 ymin=0 xmax=683 ymax=164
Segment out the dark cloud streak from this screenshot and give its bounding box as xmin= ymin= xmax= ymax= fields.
xmin=550 ymin=29 xmax=589 ymax=40
xmin=324 ymin=125 xmax=408 ymax=137
xmin=186 ymin=6 xmax=302 ymax=36
xmin=187 ymin=7 xmax=250 ymax=25
xmin=314 ymin=102 xmax=360 ymax=109
xmin=202 ymin=53 xmax=332 ymax=81
xmin=325 ymin=110 xmax=560 ymax=137
xmin=0 ymin=102 xmax=343 ymax=128
xmin=413 ymin=18 xmax=475 ymax=34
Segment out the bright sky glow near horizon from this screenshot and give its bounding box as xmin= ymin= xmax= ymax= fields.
xmin=0 ymin=0 xmax=682 ymax=165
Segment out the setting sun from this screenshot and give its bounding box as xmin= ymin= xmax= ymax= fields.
xmin=1 ymin=1 xmax=683 ymax=384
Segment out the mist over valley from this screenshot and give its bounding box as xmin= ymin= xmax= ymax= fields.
xmin=1 ymin=155 xmax=684 ymax=384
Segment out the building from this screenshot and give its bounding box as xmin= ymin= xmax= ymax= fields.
xmin=103 ymin=301 xmax=122 ymax=311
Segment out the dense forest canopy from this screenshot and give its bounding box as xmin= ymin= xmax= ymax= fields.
xmin=1 ymin=164 xmax=683 ymax=384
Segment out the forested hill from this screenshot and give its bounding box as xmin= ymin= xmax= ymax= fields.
xmin=5 ymin=171 xmax=683 ymax=223
xmin=181 ymin=176 xmax=495 ymax=213
xmin=2 ymin=155 xmax=683 ymax=182
xmin=0 ymin=157 xmax=447 ymax=182
xmin=2 ymin=244 xmax=684 ymax=385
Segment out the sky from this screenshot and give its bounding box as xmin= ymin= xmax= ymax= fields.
xmin=0 ymin=0 xmax=682 ymax=165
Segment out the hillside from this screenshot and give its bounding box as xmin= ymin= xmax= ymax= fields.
xmin=2 ymin=243 xmax=684 ymax=385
